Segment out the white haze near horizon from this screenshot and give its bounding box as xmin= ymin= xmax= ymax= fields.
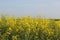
xmin=0 ymin=0 xmax=60 ymax=18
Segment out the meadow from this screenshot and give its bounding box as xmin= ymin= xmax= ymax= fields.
xmin=0 ymin=15 xmax=60 ymax=40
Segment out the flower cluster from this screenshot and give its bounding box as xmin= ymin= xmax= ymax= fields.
xmin=0 ymin=16 xmax=60 ymax=40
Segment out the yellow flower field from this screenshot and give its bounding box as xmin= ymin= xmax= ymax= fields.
xmin=0 ymin=16 xmax=60 ymax=40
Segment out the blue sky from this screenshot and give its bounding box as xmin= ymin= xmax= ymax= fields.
xmin=0 ymin=0 xmax=60 ymax=18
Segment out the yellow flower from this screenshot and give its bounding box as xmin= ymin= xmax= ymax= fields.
xmin=39 ymin=18 xmax=51 ymax=29
xmin=12 ymin=36 xmax=17 ymax=40
xmin=55 ymin=21 xmax=60 ymax=28
xmin=0 ymin=18 xmax=2 ymax=22
xmin=9 ymin=27 xmax=12 ymax=31
xmin=6 ymin=32 xmax=10 ymax=35
xmin=9 ymin=17 xmax=16 ymax=27
xmin=16 ymin=29 xmax=19 ymax=32
xmin=47 ymin=29 xmax=54 ymax=35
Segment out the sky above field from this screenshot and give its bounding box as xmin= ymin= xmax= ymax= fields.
xmin=0 ymin=0 xmax=60 ymax=18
